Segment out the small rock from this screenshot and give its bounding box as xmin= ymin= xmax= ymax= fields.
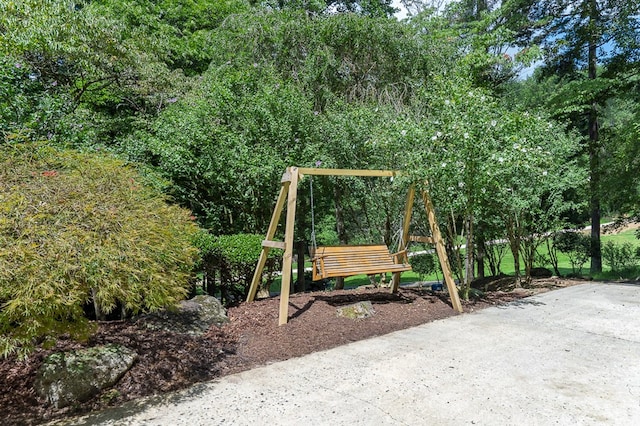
xmin=137 ymin=295 xmax=228 ymax=335
xmin=337 ymin=301 xmax=375 ymax=319
xmin=35 ymin=344 xmax=137 ymax=409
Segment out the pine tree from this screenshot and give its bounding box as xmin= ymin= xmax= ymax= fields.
xmin=499 ymin=0 xmax=640 ymax=273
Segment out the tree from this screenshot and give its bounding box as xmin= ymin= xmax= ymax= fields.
xmin=599 ymin=86 xmax=640 ymax=217
xmin=396 ymin=73 xmax=583 ymax=294
xmin=498 ymin=0 xmax=640 ymax=273
xmin=0 ymin=0 xmax=247 ymax=146
xmin=252 ymin=0 xmax=397 ymax=17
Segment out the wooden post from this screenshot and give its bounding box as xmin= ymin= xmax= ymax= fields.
xmin=422 ymin=189 xmax=463 ymax=313
xmin=247 ymin=179 xmax=289 ymax=302
xmin=279 ymin=167 xmax=299 ymax=325
xmin=391 ymin=185 xmax=416 ymax=293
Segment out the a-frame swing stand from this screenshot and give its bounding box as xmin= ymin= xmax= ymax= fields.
xmin=246 ymin=167 xmax=463 ymax=325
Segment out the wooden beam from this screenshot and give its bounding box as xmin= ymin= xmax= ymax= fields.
xmin=262 ymin=240 xmax=286 ymax=250
xmin=278 ymin=167 xmax=299 ymax=325
xmin=422 ymin=189 xmax=463 ymax=313
xmin=281 ymin=169 xmax=291 ymax=183
xmin=409 ymin=235 xmax=434 ymax=244
xmin=297 ymin=167 xmax=398 ymax=178
xmin=247 ymin=184 xmax=288 ymax=302
xmin=401 ymin=185 xmax=415 ymax=248
xmin=391 ymin=185 xmax=416 ymax=293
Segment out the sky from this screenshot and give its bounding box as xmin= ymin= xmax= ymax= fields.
xmin=391 ymin=0 xmax=454 ymax=20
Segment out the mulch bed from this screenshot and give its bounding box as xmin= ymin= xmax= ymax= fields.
xmin=0 ymin=278 xmax=580 ymax=425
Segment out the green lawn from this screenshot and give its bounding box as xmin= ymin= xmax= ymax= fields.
xmin=270 ymin=229 xmax=639 ymax=293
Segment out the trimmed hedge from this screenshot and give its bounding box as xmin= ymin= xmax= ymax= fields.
xmin=194 ymin=232 xmax=281 ymax=306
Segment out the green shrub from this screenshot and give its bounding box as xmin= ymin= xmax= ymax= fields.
xmin=552 ymin=231 xmax=590 ymax=275
xmin=0 ymin=143 xmax=199 ymax=357
xmin=602 ymin=241 xmax=639 ymax=274
xmin=195 ymin=233 xmax=281 ymax=306
xmin=410 ymin=253 xmax=436 ymax=281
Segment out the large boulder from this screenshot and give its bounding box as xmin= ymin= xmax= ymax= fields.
xmin=35 ymin=344 xmax=137 ymax=409
xmin=137 ymin=295 xmax=228 ymax=335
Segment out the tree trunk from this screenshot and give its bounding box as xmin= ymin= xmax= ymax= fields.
xmin=294 ymin=190 xmax=309 ymax=294
xmin=476 ymin=224 xmax=485 ymax=279
xmin=295 ymin=240 xmax=306 ymax=293
xmin=463 ymin=215 xmax=474 ymax=299
xmin=92 ymin=288 xmax=106 ymax=321
xmin=506 ymin=214 xmax=522 ymax=288
xmin=334 ymin=183 xmax=347 ymax=290
xmin=587 ymin=14 xmax=602 ymax=273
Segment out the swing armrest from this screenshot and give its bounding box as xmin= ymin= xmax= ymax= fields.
xmin=390 ymin=249 xmax=408 ymax=264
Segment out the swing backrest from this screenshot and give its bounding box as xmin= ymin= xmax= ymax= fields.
xmin=312 ymin=244 xmax=411 ymax=280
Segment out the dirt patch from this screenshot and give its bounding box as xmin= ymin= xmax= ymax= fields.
xmin=0 ymin=279 xmax=582 ymax=425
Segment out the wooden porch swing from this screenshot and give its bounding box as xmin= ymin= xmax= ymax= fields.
xmin=246 ymin=167 xmax=462 ymax=325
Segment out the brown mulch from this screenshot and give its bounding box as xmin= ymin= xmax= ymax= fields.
xmin=0 ymin=278 xmax=581 ymax=425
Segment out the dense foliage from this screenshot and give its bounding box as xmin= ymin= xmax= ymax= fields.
xmin=194 ymin=232 xmax=281 ymax=305
xmin=0 ymin=143 xmax=199 ymax=357
xmin=1 ymin=0 xmax=639 ymax=342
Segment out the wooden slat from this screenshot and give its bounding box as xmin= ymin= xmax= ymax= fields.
xmin=312 ymin=244 xmax=412 ymax=279
xmin=321 ymin=264 xmax=411 ymax=273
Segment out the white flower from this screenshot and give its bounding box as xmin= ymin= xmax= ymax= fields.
xmin=436 ymin=131 xmax=443 ymax=137
xmin=441 ymin=162 xmax=447 ymax=168
xmin=542 ymin=170 xmax=548 ymax=176
xmin=491 ymin=120 xmax=497 ymax=127
xmin=513 ymin=143 xmax=520 ymax=150
xmin=464 ymin=132 xmax=469 ymax=139
xmin=468 ymin=91 xmax=474 ymax=97
xmin=480 ymin=95 xmax=486 ymax=101
xmin=458 ymin=181 xmax=465 ymax=188
xmin=431 ymin=135 xmax=438 ymax=141
xmin=445 ymin=100 xmax=451 ymax=105
xmin=498 ymin=157 xmax=504 ymax=163
xmin=401 ymin=130 xmax=407 ymax=136
xmin=521 ymin=148 xmax=527 ymax=153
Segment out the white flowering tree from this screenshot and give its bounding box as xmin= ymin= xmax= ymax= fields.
xmin=394 ymin=76 xmax=583 ymax=296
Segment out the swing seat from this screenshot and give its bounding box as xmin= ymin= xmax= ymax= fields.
xmin=311 ymin=244 xmax=412 ymax=281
